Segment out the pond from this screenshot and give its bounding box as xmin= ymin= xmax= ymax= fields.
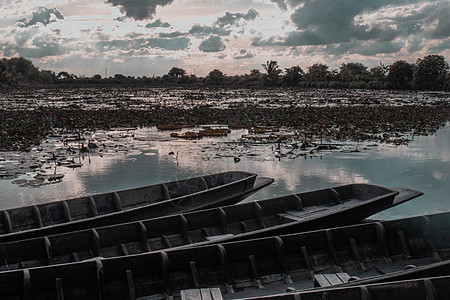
xmin=0 ymin=123 xmax=449 ymax=220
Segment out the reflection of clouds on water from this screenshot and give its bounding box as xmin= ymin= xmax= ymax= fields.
xmin=433 ymin=171 xmax=446 ymax=181
xmin=1 ymin=124 xmax=449 ymax=218
xmin=328 ymin=169 xmax=369 ymax=185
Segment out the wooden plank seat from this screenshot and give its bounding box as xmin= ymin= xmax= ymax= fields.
xmin=180 ymin=288 xmax=223 ymax=300
xmin=313 ymin=273 xmax=351 ymax=287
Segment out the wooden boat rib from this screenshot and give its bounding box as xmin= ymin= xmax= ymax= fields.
xmin=0 ymin=184 xmax=415 ymax=271
xmin=0 ymin=171 xmax=273 ymax=242
xmin=237 ymin=275 xmax=450 ymax=299
xmin=1 ymin=196 xmax=445 ymax=300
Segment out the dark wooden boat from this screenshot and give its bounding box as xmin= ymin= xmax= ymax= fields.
xmin=0 ymin=171 xmax=272 ymax=242
xmin=170 ymin=131 xmax=203 ymax=139
xmin=0 ymin=192 xmax=440 ymax=300
xmin=156 ymin=124 xmax=195 ymax=131
xmin=0 ymin=184 xmax=418 ymax=271
xmin=236 ymin=275 xmax=450 ymax=299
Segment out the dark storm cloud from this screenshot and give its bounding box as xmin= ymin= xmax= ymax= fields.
xmin=16 ymin=7 xmax=64 ymax=28
xmin=105 ymin=0 xmax=174 ymax=20
xmin=255 ymin=0 xmax=447 ymax=58
xmin=145 ymin=19 xmax=171 ymax=28
xmin=199 ymin=35 xmax=226 ymax=52
xmin=288 ymin=0 xmax=406 ymax=45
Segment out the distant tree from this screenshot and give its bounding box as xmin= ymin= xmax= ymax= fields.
xmin=93 ymin=74 xmax=102 ymax=80
xmin=282 ymin=66 xmax=304 ymax=86
xmin=57 ymin=71 xmax=73 ymax=80
xmin=114 ymin=74 xmax=125 ymax=80
xmin=167 ymin=67 xmax=186 ymax=80
xmin=206 ymin=69 xmax=225 ymax=85
xmin=339 ymin=62 xmax=369 ymax=82
xmin=387 ymin=60 xmax=414 ymax=90
xmin=39 ymin=70 xmax=56 ymax=83
xmin=262 ymin=60 xmax=282 ymax=86
xmin=413 ymin=54 xmax=449 ymax=91
xmin=305 ymin=63 xmax=330 ymax=81
xmin=369 ymin=62 xmax=389 ymax=82
xmin=245 ymin=69 xmax=263 ymax=86
xmin=7 ymin=57 xmax=39 ymax=80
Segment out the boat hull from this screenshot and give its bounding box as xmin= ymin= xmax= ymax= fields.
xmin=0 ymin=190 xmax=441 ymax=300
xmin=0 ymin=184 xmax=408 ymax=272
xmin=0 ymin=171 xmax=272 ymax=243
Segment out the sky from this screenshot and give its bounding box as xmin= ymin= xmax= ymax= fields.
xmin=0 ymin=0 xmax=449 ymax=77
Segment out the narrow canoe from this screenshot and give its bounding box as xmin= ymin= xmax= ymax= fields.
xmin=237 ymin=275 xmax=450 ymax=300
xmin=0 ymin=184 xmax=417 ymax=271
xmin=0 ymin=184 xmax=414 ymax=271
xmin=0 ymin=192 xmax=441 ymax=300
xmin=0 ymin=171 xmax=273 ymax=242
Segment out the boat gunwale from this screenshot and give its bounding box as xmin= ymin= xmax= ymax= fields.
xmin=0 ymin=209 xmax=448 ymax=299
xmin=0 ymin=183 xmax=403 ymax=270
xmin=0 ymin=171 xmax=259 ymax=238
xmin=237 ymin=274 xmax=450 ymax=300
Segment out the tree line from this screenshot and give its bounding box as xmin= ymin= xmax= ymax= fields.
xmin=1 ymin=54 xmax=449 ymax=91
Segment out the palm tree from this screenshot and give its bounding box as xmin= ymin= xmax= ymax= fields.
xmin=262 ymin=60 xmax=281 ymax=86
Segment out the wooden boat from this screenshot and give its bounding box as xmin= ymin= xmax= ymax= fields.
xmin=0 ymin=184 xmax=419 ymax=271
xmin=199 ymin=129 xmax=230 ymax=137
xmin=0 ymin=190 xmax=437 ymax=300
xmin=170 ymin=131 xmax=202 ymax=139
xmin=0 ymin=171 xmax=272 ymax=243
xmin=156 ymin=124 xmax=195 ymax=131
xmin=228 ymin=123 xmax=252 ymax=129
xmin=249 ymin=127 xmax=280 ymax=134
xmin=236 ymin=275 xmax=450 ymax=299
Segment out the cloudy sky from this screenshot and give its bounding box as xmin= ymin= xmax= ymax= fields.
xmin=1 ymin=0 xmax=449 ymax=76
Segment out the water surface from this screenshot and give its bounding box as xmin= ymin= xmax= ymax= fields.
xmin=0 ymin=124 xmax=449 ymax=220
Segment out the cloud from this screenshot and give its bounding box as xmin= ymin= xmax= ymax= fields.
xmin=423 ymin=2 xmax=450 ymax=39
xmin=16 ymin=7 xmax=64 ymax=28
xmin=271 ymin=0 xmax=288 ymax=10
xmin=147 ymin=37 xmax=190 ymax=50
xmin=158 ymin=31 xmax=186 ymax=38
xmin=18 ymin=36 xmax=67 ymax=58
xmin=214 ymin=8 xmax=259 ymax=27
xmin=199 ymin=35 xmax=226 ymax=52
xmin=323 ymin=41 xmax=404 ymax=56
xmin=96 ymin=37 xmax=190 ymax=52
xmin=233 ymin=49 xmax=254 ymax=59
xmin=254 ymin=0 xmax=448 ymax=59
xmin=288 ymin=0 xmax=407 ymax=46
xmin=1 ymin=32 xmax=67 ymax=59
xmin=105 ymin=0 xmax=174 ymax=20
xmin=146 ymin=19 xmax=171 ymax=28
xmin=188 ymin=24 xmax=231 ymax=36
xmin=187 ymin=9 xmax=258 ymax=37
xmin=270 ymin=0 xmax=308 ymax=10
xmin=430 ymin=38 xmax=450 ymax=51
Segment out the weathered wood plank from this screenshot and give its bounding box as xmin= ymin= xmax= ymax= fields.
xmin=180 ymin=289 xmax=201 ymax=300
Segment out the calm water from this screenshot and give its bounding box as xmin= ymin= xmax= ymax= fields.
xmin=0 ymin=124 xmax=449 ymax=220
